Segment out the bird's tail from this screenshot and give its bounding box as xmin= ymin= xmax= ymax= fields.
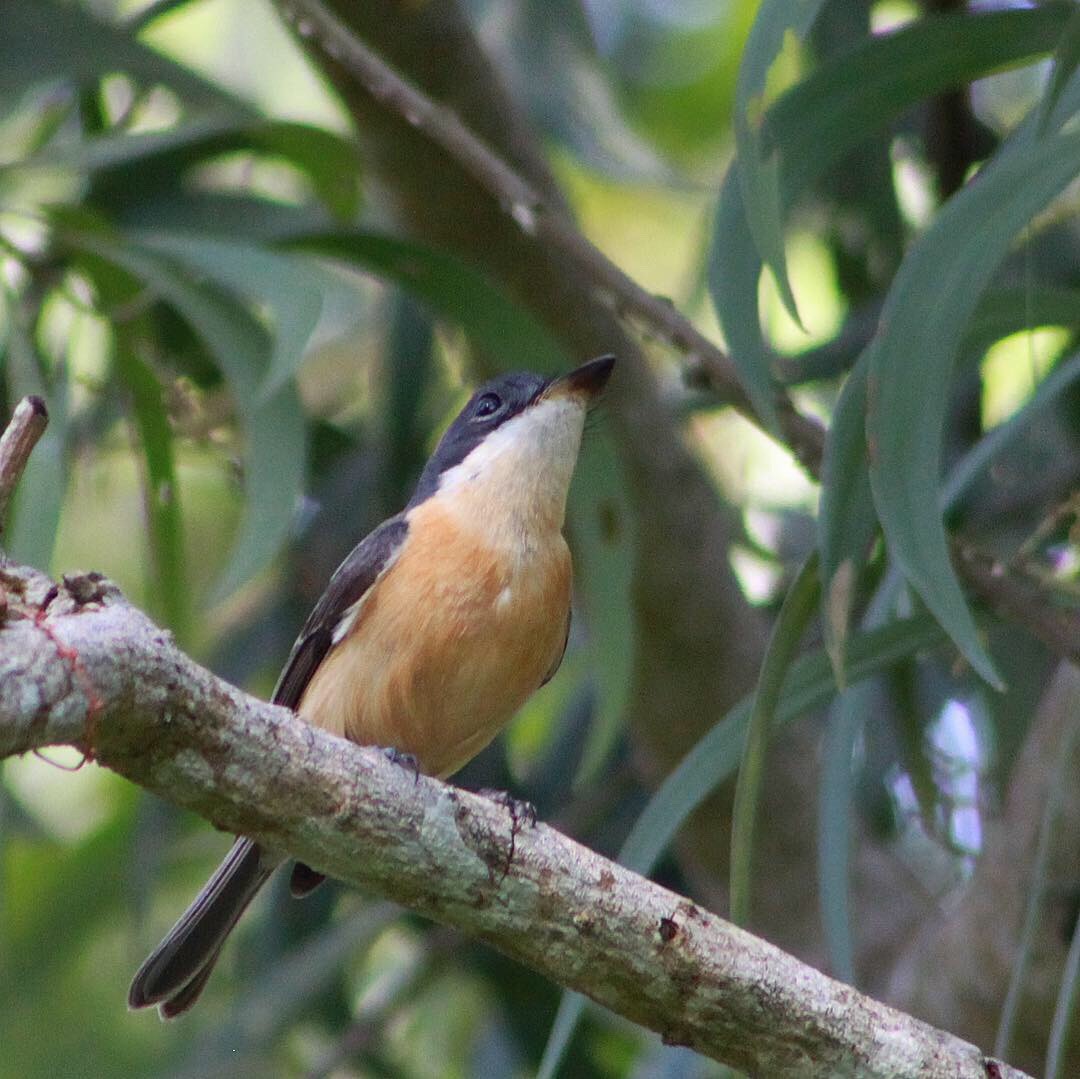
xmin=128 ymin=837 xmax=275 ymax=1018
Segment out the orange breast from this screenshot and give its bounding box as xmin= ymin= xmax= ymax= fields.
xmin=296 ymin=498 xmax=572 ymax=778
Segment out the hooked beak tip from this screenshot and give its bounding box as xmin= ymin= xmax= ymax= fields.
xmin=546 ymin=354 xmax=616 ymax=402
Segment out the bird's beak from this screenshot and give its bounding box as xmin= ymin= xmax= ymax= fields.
xmin=543 ymin=355 xmax=616 ymax=403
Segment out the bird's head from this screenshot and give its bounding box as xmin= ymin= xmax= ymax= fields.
xmin=410 ymin=355 xmax=615 ymax=531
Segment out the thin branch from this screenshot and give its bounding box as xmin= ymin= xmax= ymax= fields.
xmin=0 ymin=395 xmax=48 ymax=533
xmin=0 ymin=566 xmax=1027 ymax=1079
xmin=273 ymin=0 xmax=826 ymax=475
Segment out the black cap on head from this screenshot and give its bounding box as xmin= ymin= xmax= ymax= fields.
xmin=409 ymin=371 xmax=548 ymax=505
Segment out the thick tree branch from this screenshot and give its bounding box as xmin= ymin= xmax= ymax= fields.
xmin=0 ymin=566 xmax=1026 ymax=1079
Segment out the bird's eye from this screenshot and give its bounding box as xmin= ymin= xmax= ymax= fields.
xmin=473 ymin=392 xmax=502 ymax=419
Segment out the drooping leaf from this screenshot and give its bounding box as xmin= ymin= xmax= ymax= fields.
xmin=816 ymin=687 xmax=861 ymax=985
xmin=66 ymin=229 xmax=306 ymax=600
xmin=292 ymin=232 xmax=567 ymax=373
xmin=1047 ymin=852 xmax=1080 ymax=1078
xmin=943 ymin=350 xmax=1080 ymax=512
xmin=733 ymin=0 xmax=829 ymax=328
xmin=867 ymin=123 xmax=1080 ymax=689
xmin=129 ymin=231 xmax=336 ymax=401
xmin=6 ymin=116 xmax=362 ymax=222
xmin=729 ymin=553 xmax=820 ymax=926
xmin=710 ymin=4 xmax=1073 ymax=439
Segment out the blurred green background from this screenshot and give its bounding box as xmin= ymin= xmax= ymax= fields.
xmin=2 ymin=0 xmax=1080 ymax=1076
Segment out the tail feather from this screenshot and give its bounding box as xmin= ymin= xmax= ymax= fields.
xmin=129 ymin=838 xmax=275 ymax=1017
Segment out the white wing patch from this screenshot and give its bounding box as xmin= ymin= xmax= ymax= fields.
xmin=329 ymin=541 xmax=404 ymax=645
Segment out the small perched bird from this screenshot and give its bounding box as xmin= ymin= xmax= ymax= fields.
xmin=128 ymin=354 xmax=615 ymax=1018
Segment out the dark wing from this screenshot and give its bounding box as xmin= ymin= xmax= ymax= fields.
xmin=540 ymin=607 xmax=571 ymax=688
xmin=271 ymin=514 xmax=410 ymax=709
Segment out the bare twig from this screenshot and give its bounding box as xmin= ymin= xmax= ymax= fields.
xmin=0 ymin=395 xmax=48 ymax=533
xmin=0 ymin=568 xmax=1028 ymax=1079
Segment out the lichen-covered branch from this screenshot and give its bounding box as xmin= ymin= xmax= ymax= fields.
xmin=0 ymin=565 xmax=1025 ymax=1079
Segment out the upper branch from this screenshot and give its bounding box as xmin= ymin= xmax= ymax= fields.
xmin=275 ymin=0 xmax=825 ymax=475
xmin=0 ymin=565 xmax=1025 ymax=1079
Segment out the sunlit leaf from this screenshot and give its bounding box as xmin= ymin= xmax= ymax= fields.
xmin=867 ymin=124 xmax=1080 ymax=690
xmin=729 ymin=553 xmax=819 ymax=926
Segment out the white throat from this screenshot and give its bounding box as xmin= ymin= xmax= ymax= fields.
xmin=434 ymin=396 xmax=587 ymax=544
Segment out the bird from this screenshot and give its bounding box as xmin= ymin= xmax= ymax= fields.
xmin=128 ymin=354 xmax=616 ymax=1018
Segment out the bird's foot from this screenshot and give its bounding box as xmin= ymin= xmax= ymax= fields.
xmin=382 ymin=746 xmax=421 ymax=782
xmin=477 ymin=789 xmax=538 ymax=832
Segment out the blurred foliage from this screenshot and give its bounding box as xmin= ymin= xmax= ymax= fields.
xmin=2 ymin=0 xmax=1080 ymax=1076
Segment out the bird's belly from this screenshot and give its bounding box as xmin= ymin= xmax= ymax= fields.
xmin=297 ymin=511 xmax=571 ymax=779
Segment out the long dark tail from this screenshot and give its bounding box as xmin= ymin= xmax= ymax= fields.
xmin=128 ymin=838 xmax=275 ymax=1018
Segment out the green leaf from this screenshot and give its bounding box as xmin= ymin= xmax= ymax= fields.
xmin=708 ymin=170 xmax=782 ymax=434
xmin=961 ymin=286 xmax=1080 ymax=364
xmin=867 ymin=124 xmax=1080 ymax=690
xmin=6 ymin=115 xmax=362 ymax=221
xmin=538 ymin=613 xmax=944 ymax=1078
xmin=767 ymin=5 xmax=1074 ymax=195
xmin=292 ymin=232 xmax=567 ymax=373
xmin=129 ymin=231 xmax=335 ymax=400
xmin=733 ymin=0 xmax=828 ymax=328
xmin=0 ymin=0 xmax=240 ymax=109
xmin=168 ymin=905 xmax=399 ymax=1079
xmin=68 ymin=230 xmax=306 ymax=599
xmin=817 ymin=353 xmax=877 ymax=686
xmin=710 ymin=5 xmax=1073 ymax=434
xmin=729 ymin=553 xmax=820 ymax=926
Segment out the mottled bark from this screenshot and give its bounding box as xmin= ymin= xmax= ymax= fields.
xmin=0 ymin=565 xmax=1027 ymax=1079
